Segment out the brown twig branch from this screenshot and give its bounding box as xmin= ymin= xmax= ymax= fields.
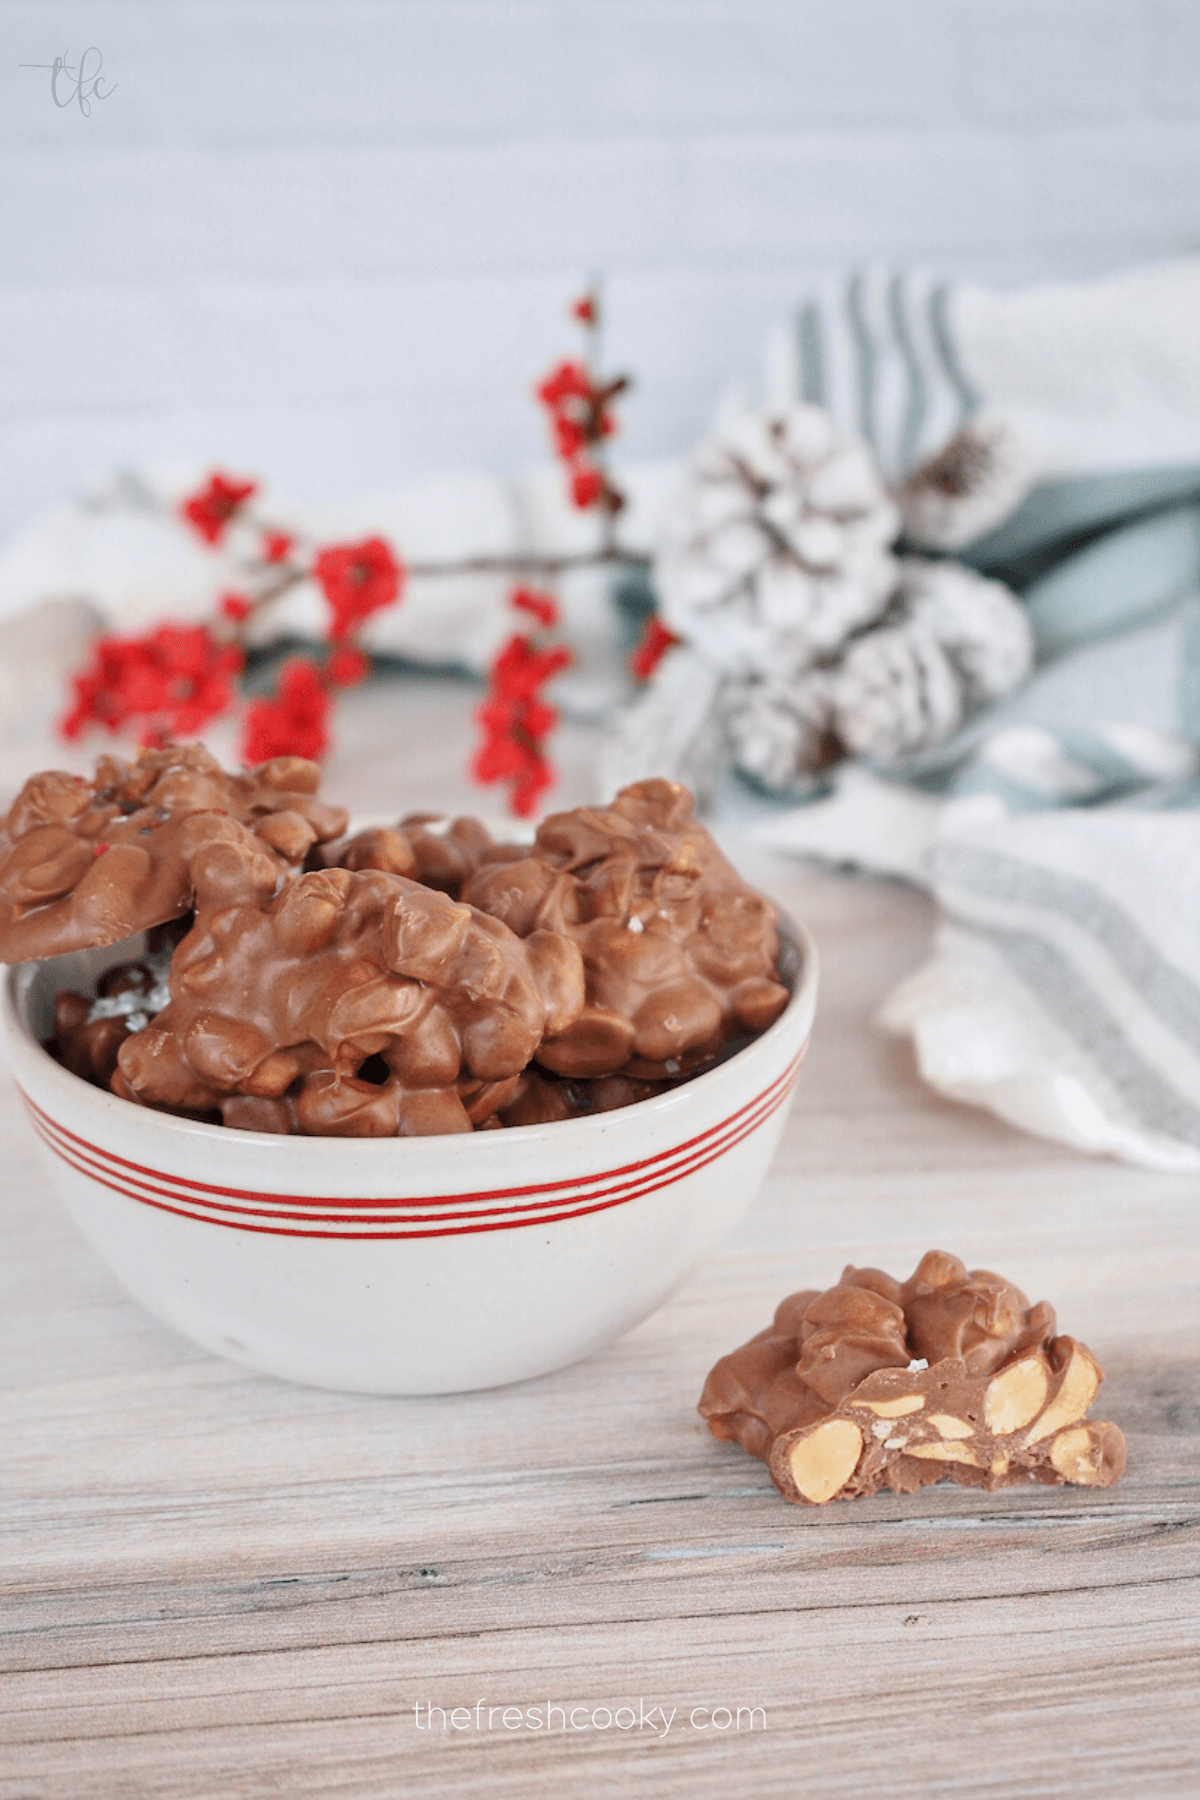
xmin=403 ymin=546 xmax=650 ymax=580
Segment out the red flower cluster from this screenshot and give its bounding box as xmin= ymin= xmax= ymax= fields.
xmin=240 ymin=659 xmax=331 ymax=765
xmin=60 ymin=624 xmax=243 ymax=746
xmin=570 ymin=465 xmax=605 ymax=508
xmin=179 ymin=472 xmax=258 ymax=546
xmin=630 ymin=616 xmax=680 ymax=681
xmin=312 ymin=537 xmax=404 ymax=642
xmin=535 ymin=354 xmax=627 ymax=514
xmin=65 ymin=481 xmax=403 ymax=764
xmin=471 ymin=592 xmax=571 ymax=818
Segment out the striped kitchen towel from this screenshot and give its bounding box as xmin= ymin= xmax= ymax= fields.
xmin=880 ymin=794 xmax=1200 ymax=1173
xmin=750 ymin=594 xmax=1200 ymax=1171
xmin=764 ymin=257 xmax=1200 ymax=553
xmin=765 ymin=267 xmax=982 ymax=482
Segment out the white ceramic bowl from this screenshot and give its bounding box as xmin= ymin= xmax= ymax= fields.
xmin=2 ymin=921 xmax=817 ymax=1394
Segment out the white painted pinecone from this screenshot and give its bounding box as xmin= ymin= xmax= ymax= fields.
xmin=656 ymin=405 xmax=901 ymax=677
xmin=896 ymin=416 xmax=1031 ymax=551
xmin=724 ymin=672 xmax=836 ymax=796
xmin=830 ymin=557 xmax=1034 ymax=761
xmin=726 ymin=558 xmax=1033 ymax=790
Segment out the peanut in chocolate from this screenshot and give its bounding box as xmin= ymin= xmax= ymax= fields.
xmin=320 ymin=812 xmax=495 ymax=893
xmin=699 ymin=1251 xmax=1125 ymax=1504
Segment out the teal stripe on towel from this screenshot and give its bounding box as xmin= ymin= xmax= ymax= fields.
xmin=928 ymin=283 xmax=981 ymax=422
xmin=1023 ymin=505 xmax=1200 ymax=657
xmin=888 ymin=274 xmax=927 ymax=472
xmin=955 ymin=919 xmax=1200 ymax=1147
xmin=962 ymin=465 xmax=1200 ymax=582
xmin=846 ymin=273 xmax=877 ymax=448
xmin=934 ymin=843 xmax=1200 ymax=1052
xmin=1180 ymin=600 xmax=1200 ymax=739
xmin=797 ymin=301 xmax=826 ymax=405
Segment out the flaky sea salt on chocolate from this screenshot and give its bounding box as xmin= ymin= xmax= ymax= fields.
xmin=699 ymin=1251 xmax=1125 ymax=1505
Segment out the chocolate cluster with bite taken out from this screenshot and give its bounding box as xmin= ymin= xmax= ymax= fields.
xmin=699 ymin=1251 xmax=1126 ymax=1504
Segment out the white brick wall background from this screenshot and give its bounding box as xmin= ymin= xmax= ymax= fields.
xmin=2 ymin=0 xmax=1200 ymax=542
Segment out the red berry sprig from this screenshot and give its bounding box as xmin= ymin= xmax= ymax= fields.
xmin=61 ymin=468 xmax=407 ymax=765
xmin=470 ymin=588 xmax=572 ymax=818
xmin=59 ymin=281 xmax=647 ymax=813
xmin=535 ymin=287 xmax=629 ymax=518
xmin=177 ymin=473 xmax=258 ymax=546
xmin=241 ymin=658 xmax=332 ymax=764
xmin=61 ymin=623 xmax=244 ymax=748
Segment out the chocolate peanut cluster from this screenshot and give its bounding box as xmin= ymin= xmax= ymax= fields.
xmin=20 ymin=748 xmax=792 ymax=1136
xmin=462 ymin=779 xmax=789 ymax=1079
xmin=699 ymin=1251 xmax=1125 ymax=1503
xmin=113 ymin=846 xmax=585 ymax=1135
xmin=320 ymin=812 xmax=500 ymax=899
xmin=0 ymin=745 xmax=347 ymax=963
xmin=496 ymin=1067 xmax=675 ymax=1128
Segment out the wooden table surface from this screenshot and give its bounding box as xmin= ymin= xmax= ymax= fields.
xmin=2 ymin=679 xmax=1198 ymax=1798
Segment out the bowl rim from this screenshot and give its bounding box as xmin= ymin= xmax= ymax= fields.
xmin=2 ymin=911 xmax=818 ymax=1161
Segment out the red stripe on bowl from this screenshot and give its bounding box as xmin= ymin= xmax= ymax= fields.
xmin=28 ymin=1072 xmax=792 ymax=1229
xmin=22 ymin=1054 xmax=803 ymax=1239
xmin=22 ymin=1051 xmax=801 ymax=1208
